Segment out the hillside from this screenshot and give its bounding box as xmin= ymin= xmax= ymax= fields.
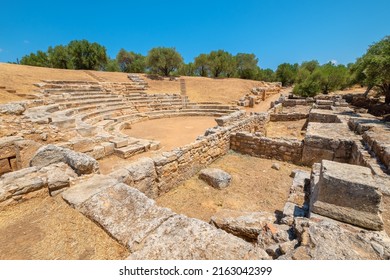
xmin=0 ymin=63 xmax=271 ymax=104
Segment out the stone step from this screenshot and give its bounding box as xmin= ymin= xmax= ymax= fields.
xmin=114 ymin=143 xmax=147 ymax=159
xmin=41 ymin=80 xmax=100 ymax=85
xmin=53 ymin=94 xmax=121 ymax=102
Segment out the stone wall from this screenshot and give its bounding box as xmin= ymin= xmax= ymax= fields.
xmin=109 ymin=113 xmax=269 ymax=198
xmin=230 ymin=132 xmax=303 ymax=164
xmin=270 ymin=112 xmax=308 ymax=122
xmin=0 ymin=136 xmax=42 ymax=175
xmin=301 ymin=122 xmax=359 ymax=166
xmin=310 ymin=160 xmax=384 ymax=230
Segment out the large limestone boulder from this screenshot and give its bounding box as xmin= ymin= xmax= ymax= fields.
xmin=30 ymin=144 xmax=99 ymax=175
xmin=310 ymin=160 xmax=383 ymax=231
xmin=210 ymin=209 xmax=276 ymax=241
xmin=109 ymin=157 xmax=157 ymax=198
xmin=199 ymin=168 xmax=232 ymax=189
xmin=0 ymin=102 xmax=26 ymax=115
xmin=279 ymin=217 xmax=390 ymax=260
xmin=62 ymin=180 xmax=269 ymax=260
xmin=128 ymin=214 xmax=269 ymax=260
xmin=40 ymin=163 xmax=78 ymax=195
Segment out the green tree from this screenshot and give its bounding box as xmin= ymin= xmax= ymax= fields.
xmin=235 ymin=53 xmax=259 ymax=79
xmin=104 ymin=58 xmax=120 ymax=72
xmin=146 ymin=47 xmax=183 ymax=76
xmin=116 ymin=49 xmax=145 ymax=73
xmin=47 ymin=45 xmax=69 ymax=69
xmin=275 ymin=63 xmax=299 ymax=86
xmin=194 ymin=53 xmax=209 ymax=77
xmin=67 ymin=40 xmax=108 ymax=70
xmin=20 ymin=50 xmax=50 ymax=67
xmin=317 ymin=62 xmax=349 ymax=94
xmin=353 ymin=36 xmax=390 ymax=103
xmin=207 ymin=50 xmax=235 ymax=78
xmin=300 ymin=60 xmax=319 ymax=73
xmin=293 ymin=62 xmax=349 ymax=96
xmin=293 ymin=68 xmax=321 ymax=97
xmin=177 ymin=62 xmax=196 ymax=76
xmin=257 ymin=68 xmax=275 ymax=82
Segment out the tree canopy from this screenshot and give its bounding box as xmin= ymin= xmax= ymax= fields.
xmin=275 ymin=63 xmax=299 ymax=86
xmin=352 ymin=36 xmax=390 ymax=103
xmin=17 ymin=35 xmax=390 ymax=97
xmin=207 ymin=50 xmax=235 ymax=78
xmin=116 ymin=49 xmax=145 ymax=73
xmin=293 ymin=62 xmax=349 ymax=96
xmin=146 ymin=47 xmax=183 ymax=76
xmin=20 ymin=40 xmax=108 ymax=70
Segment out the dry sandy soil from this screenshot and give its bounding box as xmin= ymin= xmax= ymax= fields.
xmin=156 ymin=151 xmax=311 ymax=222
xmin=266 ymin=119 xmax=307 ymax=140
xmin=99 ymin=116 xmax=218 ymax=174
xmin=0 ymin=192 xmax=128 ymax=260
xmin=0 ymin=63 xmax=270 ymax=104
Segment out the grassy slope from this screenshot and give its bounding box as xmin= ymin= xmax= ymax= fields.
xmin=0 ymin=63 xmax=269 ymax=104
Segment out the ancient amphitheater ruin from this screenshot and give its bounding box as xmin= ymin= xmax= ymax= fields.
xmin=0 ymin=71 xmax=389 ymax=260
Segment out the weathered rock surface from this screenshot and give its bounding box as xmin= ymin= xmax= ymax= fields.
xmin=15 ymin=140 xmax=42 ymax=169
xmin=279 ymin=217 xmax=390 ymax=260
xmin=199 ymin=168 xmax=232 ymax=189
xmin=310 ymin=160 xmax=383 ymax=230
xmin=0 ymin=163 xmax=80 ymax=206
xmin=62 ymin=174 xmax=117 ymax=207
xmin=30 ymin=144 xmax=99 ymax=175
xmin=0 ymin=136 xmax=23 ymax=160
xmin=0 ymin=102 xmax=26 ymax=115
xmin=128 ymin=214 xmax=270 ymax=260
xmin=109 ymin=157 xmax=157 ymax=198
xmin=41 ymin=163 xmax=77 ymax=195
xmin=210 ymin=209 xmax=276 ymax=241
xmin=62 ymin=180 xmax=269 ymax=260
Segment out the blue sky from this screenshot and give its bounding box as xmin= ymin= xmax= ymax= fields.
xmin=0 ymin=0 xmax=389 ymax=70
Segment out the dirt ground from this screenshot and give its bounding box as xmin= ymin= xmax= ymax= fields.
xmin=124 ymin=116 xmax=217 ymax=151
xmin=266 ymin=119 xmax=307 ymax=140
xmin=0 ymin=192 xmax=128 ymax=260
xmin=156 ymin=151 xmax=311 ymax=222
xmin=99 ymin=116 xmax=217 ymax=174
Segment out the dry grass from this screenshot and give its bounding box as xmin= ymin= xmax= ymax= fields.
xmin=0 ymin=192 xmax=128 ymax=260
xmin=266 ymin=119 xmax=307 ymax=140
xmin=0 ymin=63 xmax=272 ymax=104
xmin=156 ymin=151 xmax=311 ymax=222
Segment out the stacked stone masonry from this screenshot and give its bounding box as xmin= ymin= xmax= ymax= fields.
xmin=230 ymin=132 xmax=303 ymax=164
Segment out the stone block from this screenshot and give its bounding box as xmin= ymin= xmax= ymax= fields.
xmin=310 ymin=160 xmax=383 ymax=230
xmin=15 ymin=140 xmax=42 ymax=169
xmin=71 ymin=138 xmax=95 ymax=153
xmin=114 ymin=144 xmax=145 ymax=159
xmin=110 ymin=138 xmax=128 ymax=148
xmin=30 ymin=145 xmax=99 ymax=175
xmin=210 ymin=209 xmax=276 ymax=241
xmin=41 ymin=163 xmax=78 ymax=195
xmin=128 ymin=214 xmax=270 ymax=260
xmin=199 ymin=168 xmax=232 ymax=189
xmin=51 ymin=118 xmax=76 ymax=129
xmin=87 ymin=145 xmax=105 ymax=160
xmin=101 ymin=142 xmax=115 ymax=156
xmin=62 ymin=174 xmax=118 ymax=207
xmin=0 ymin=136 xmax=23 ymax=159
xmin=9 ymin=158 xmax=17 ymax=171
xmin=0 ymin=158 xmax=11 ymax=175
